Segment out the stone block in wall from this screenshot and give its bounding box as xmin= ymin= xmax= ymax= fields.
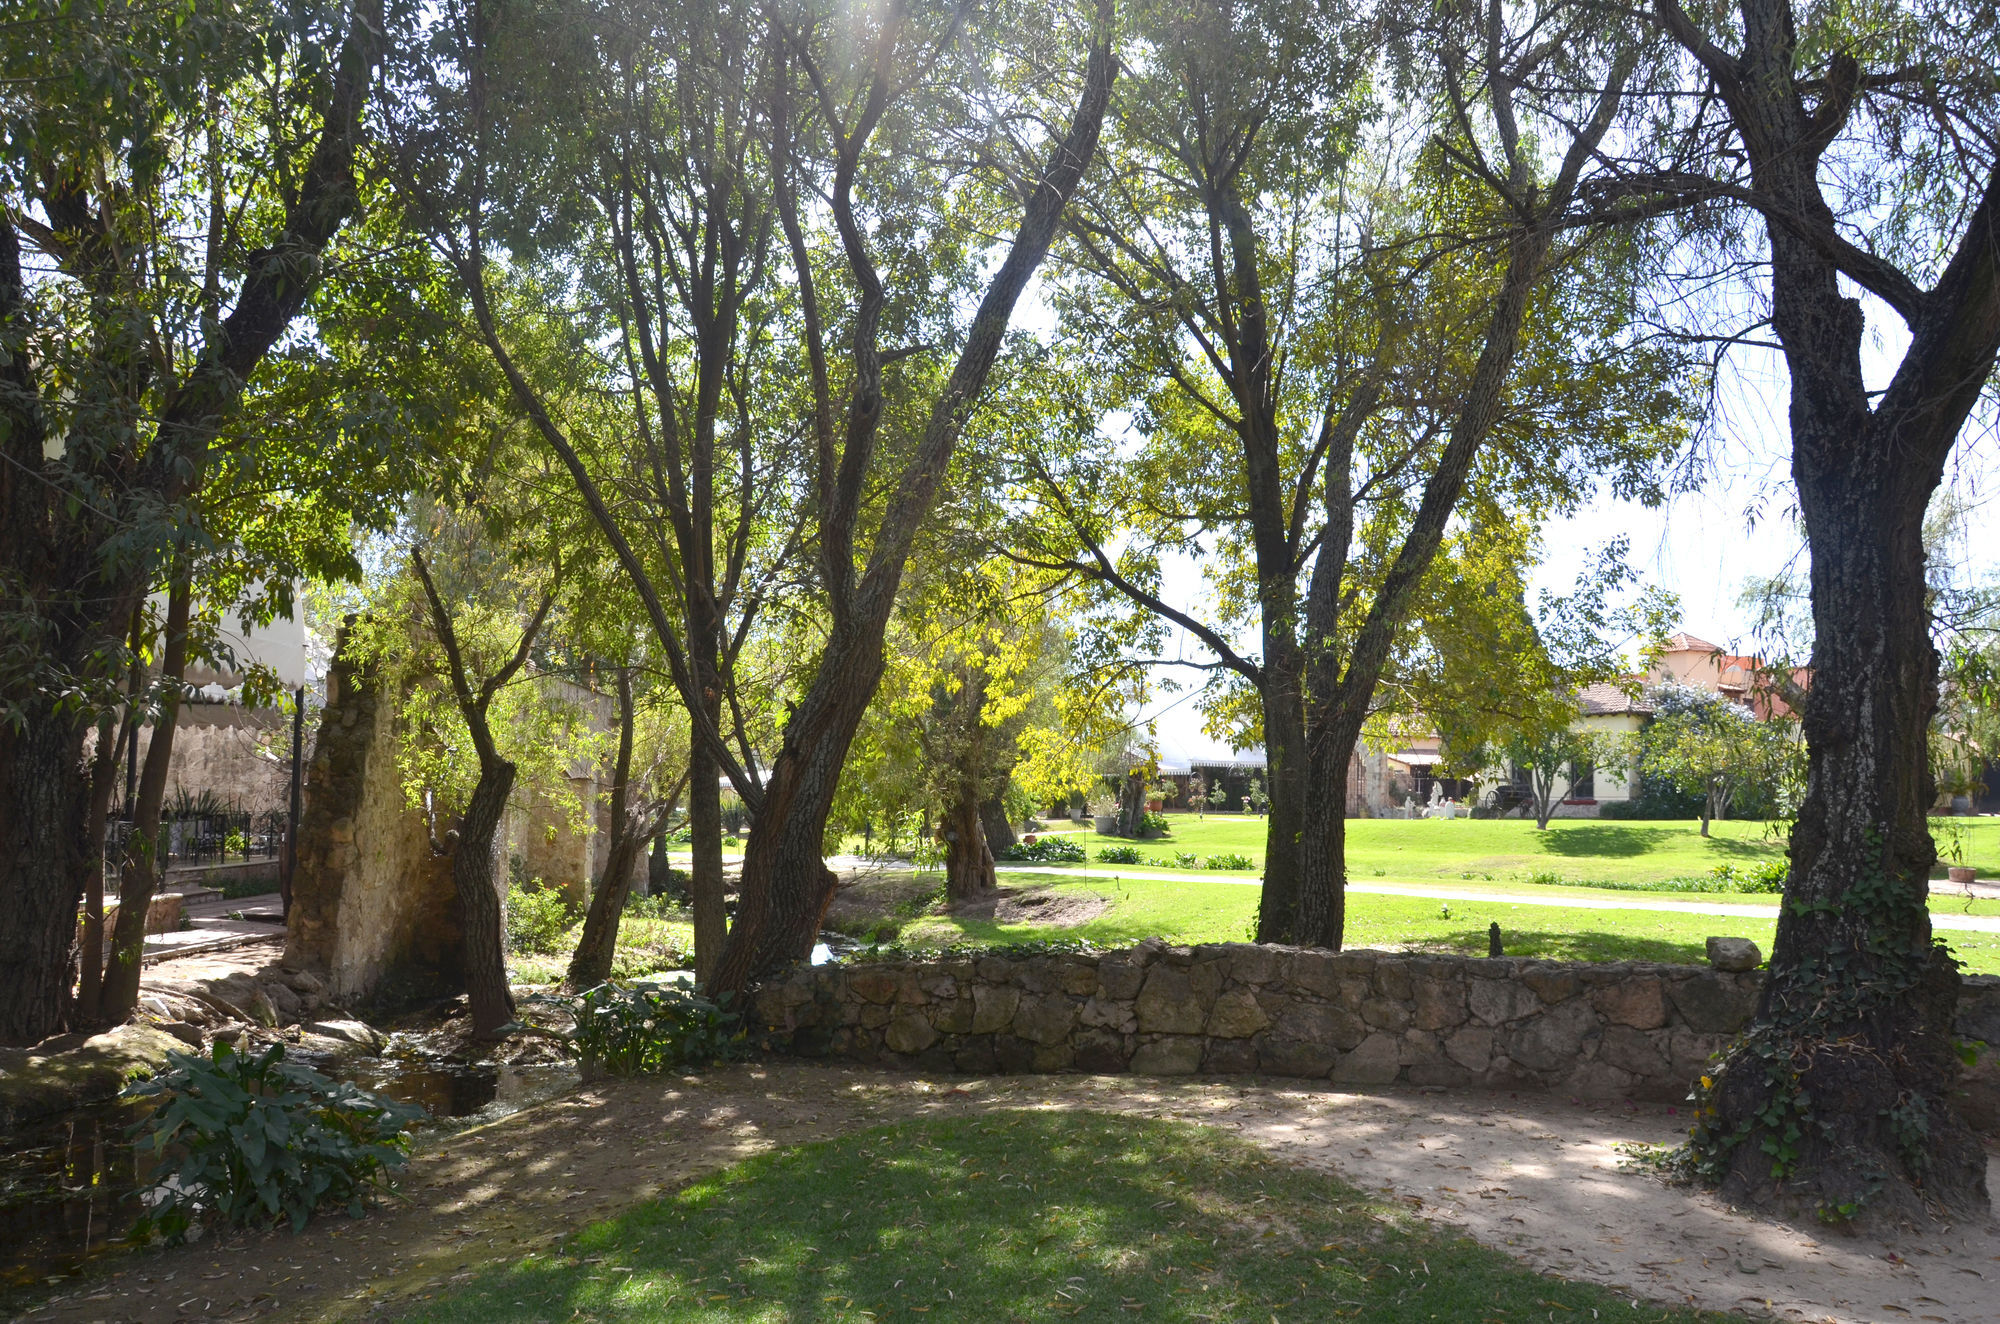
xmin=1594 ymin=977 xmax=1669 ymax=1029
xmin=1332 ymin=1032 xmax=1401 ymax=1085
xmin=1598 ymin=1024 xmax=1669 ymax=1078
xmin=931 ymin=993 xmax=976 ymax=1034
xmin=849 ymin=970 xmax=901 ymax=1005
xmin=971 ymin=985 xmax=1020 ymax=1034
xmin=1468 ymin=976 xmax=1541 ymax=1026
xmin=1079 ymin=996 xmax=1136 ymax=1033
xmin=1205 ymin=989 xmax=1268 ymax=1038
xmin=1131 ymin=1035 xmax=1204 ymax=1074
xmin=1074 ymin=1029 xmax=1132 ymax=1073
xmin=1267 ymin=997 xmax=1366 ymax=1050
xmin=1258 ymin=1037 xmax=1336 ymax=1077
xmin=1507 ymin=1000 xmax=1601 ymax=1073
xmin=1097 ymin=954 xmax=1148 ymax=1001
xmin=1204 ymin=1039 xmax=1258 ymax=1073
xmin=1412 ymin=978 xmax=1468 ymax=1031
xmin=1134 ymin=967 xmax=1208 ymax=1035
xmin=1011 ymin=994 xmax=1079 ymax=1046
xmin=1057 ymin=960 xmax=1099 ymax=997
xmin=1279 ymin=950 xmax=1343 ymax=1000
xmin=1373 ymin=962 xmax=1413 ymax=1002
xmin=1566 ymin=1060 xmax=1637 ymax=1098
xmin=1444 ymin=1025 xmax=1494 ymax=1071
xmin=1522 ymin=965 xmax=1579 ymax=1003
xmin=1361 ymin=997 xmax=1413 ymax=1033
xmin=1219 ymin=943 xmax=1277 ymax=986
xmin=1666 ymin=974 xmax=1756 ymax=1033
xmin=886 ymin=1013 xmax=938 ymax=1055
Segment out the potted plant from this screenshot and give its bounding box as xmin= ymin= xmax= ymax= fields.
xmin=1088 ymin=793 xmax=1117 ymax=835
xmin=1939 ymin=820 xmax=1976 ymax=887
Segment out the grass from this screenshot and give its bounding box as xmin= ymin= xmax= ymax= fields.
xmin=395 ymin=1111 xmax=1749 ymax=1324
xmin=1024 ymin=813 xmax=2000 ymax=886
xmin=892 ymin=873 xmax=2000 ymax=974
xmin=507 ymin=916 xmax=695 ymax=985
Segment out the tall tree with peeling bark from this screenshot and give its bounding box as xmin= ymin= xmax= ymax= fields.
xmin=1603 ymin=0 xmax=2000 ymax=1224
xmin=0 ymin=0 xmax=387 ymax=1045
xmin=1013 ymin=0 xmax=1684 ymax=947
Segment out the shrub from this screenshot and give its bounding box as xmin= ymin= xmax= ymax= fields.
xmin=1097 ymin=844 xmax=1142 ymax=864
xmin=506 ymin=881 xmax=579 ymax=955
xmin=999 ymin=835 xmax=1086 ymax=863
xmin=623 ymin=892 xmax=689 ymax=921
xmin=123 ymin=1043 xmax=423 ymax=1241
xmin=1172 ymin=850 xmax=1198 ymax=868
xmin=1140 ymin=810 xmax=1170 ymax=835
xmin=568 ymin=981 xmax=745 ymax=1075
xmin=1205 ymin=852 xmax=1254 ymax=870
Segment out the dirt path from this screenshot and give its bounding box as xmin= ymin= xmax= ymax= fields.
xmin=16 ymin=1063 xmax=1998 ymax=1324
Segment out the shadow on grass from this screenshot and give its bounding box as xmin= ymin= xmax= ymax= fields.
xmin=396 ymin=1111 xmax=1749 ymax=1324
xmin=1534 ymin=825 xmax=1677 ymax=858
xmin=1414 ymin=927 xmax=1713 ymax=965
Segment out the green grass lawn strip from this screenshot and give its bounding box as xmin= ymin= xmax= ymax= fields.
xmin=894 ymin=874 xmax=2000 ymax=974
xmin=394 ymin=1111 xmax=1749 ymax=1324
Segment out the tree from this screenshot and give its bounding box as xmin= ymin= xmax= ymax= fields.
xmin=1498 ymin=719 xmax=1632 ymax=831
xmin=1614 ymin=0 xmax=2000 ymax=1221
xmin=409 ymin=543 xmax=560 ymax=1038
xmin=566 ymin=664 xmax=689 ymax=989
xmin=1012 ymin=0 xmax=1684 ymax=948
xmin=0 ymin=0 xmax=386 ymax=1045
xmin=1640 ymin=685 xmax=1791 ymax=837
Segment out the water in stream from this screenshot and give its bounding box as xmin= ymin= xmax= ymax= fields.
xmin=0 ymin=1044 xmax=575 ymax=1292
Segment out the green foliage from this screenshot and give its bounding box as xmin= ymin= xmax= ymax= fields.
xmin=999 ymin=836 xmax=1087 ymax=863
xmin=1204 ymin=852 xmax=1254 ymax=870
xmin=1096 ymin=844 xmax=1142 ymax=864
xmin=506 ymin=882 xmax=580 ymax=956
xmin=567 ymin=982 xmax=745 ymax=1076
xmin=1171 ymin=850 xmax=1199 ymax=868
xmin=1140 ymin=810 xmax=1170 ymax=835
xmin=122 ymin=1043 xmax=422 ymax=1241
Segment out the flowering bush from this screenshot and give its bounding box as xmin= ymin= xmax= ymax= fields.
xmin=568 ymin=981 xmax=745 ymax=1076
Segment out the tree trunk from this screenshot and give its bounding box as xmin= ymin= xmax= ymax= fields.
xmin=0 ymin=703 xmax=94 ymax=1045
xmin=1295 ymin=729 xmax=1352 ymax=949
xmin=688 ymin=739 xmax=727 ymax=987
xmin=707 ymin=627 xmax=882 ymax=992
xmin=456 ymin=759 xmax=518 ymax=1038
xmin=1255 ymin=672 xmax=1309 ymax=943
xmin=1116 ymin=767 xmax=1147 ymax=838
xmin=567 ymin=667 xmax=640 ymax=990
xmin=75 ymin=709 xmax=124 ymax=1027
xmin=942 ymin=785 xmax=996 ymax=903
xmin=100 ymin=574 xmax=193 ymax=1023
xmin=978 ymin=796 xmax=1015 ymax=858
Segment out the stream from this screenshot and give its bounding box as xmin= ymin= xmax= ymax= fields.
xmin=3 ymin=935 xmax=858 ymax=1293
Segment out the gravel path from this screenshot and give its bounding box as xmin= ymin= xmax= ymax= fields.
xmin=19 ymin=1062 xmax=1996 ymax=1324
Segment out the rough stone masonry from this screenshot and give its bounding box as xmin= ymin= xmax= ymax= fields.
xmin=750 ymin=941 xmax=2000 ymax=1130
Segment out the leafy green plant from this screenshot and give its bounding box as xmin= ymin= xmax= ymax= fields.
xmin=1096 ymin=844 xmax=1141 ymax=864
xmin=999 ymin=836 xmax=1086 ymax=863
xmin=1172 ymin=850 xmax=1198 ymax=868
xmin=568 ymin=981 xmax=745 ymax=1075
xmin=1140 ymin=810 xmax=1170 ymax=835
xmin=623 ymin=892 xmax=689 ymax=921
xmin=1205 ymin=852 xmax=1254 ymax=870
xmin=123 ymin=1043 xmax=423 ymax=1241
xmin=506 ymin=881 xmax=579 ymax=955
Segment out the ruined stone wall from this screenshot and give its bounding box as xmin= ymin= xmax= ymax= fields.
xmin=751 ymin=941 xmax=2000 ymax=1128
xmin=284 ymin=639 xmax=461 ymax=1005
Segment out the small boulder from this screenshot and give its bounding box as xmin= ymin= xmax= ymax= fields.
xmin=1705 ymin=936 xmax=1762 ymax=972
xmin=302 ymin=1019 xmax=384 ymax=1051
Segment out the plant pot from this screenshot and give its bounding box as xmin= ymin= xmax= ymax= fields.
xmin=1948 ymin=865 xmax=1977 ymax=886
xmin=1093 ymin=815 xmax=1117 ymax=834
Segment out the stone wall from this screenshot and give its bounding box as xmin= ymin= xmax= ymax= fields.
xmin=750 ymin=940 xmax=2000 ymax=1128
xmin=284 ymin=631 xmax=461 ymax=1005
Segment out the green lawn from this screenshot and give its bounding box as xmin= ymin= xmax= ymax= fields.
xmin=396 ymin=1111 xmax=1749 ymax=1324
xmin=893 ymin=873 xmax=2000 ymax=974
xmin=1030 ymin=812 xmax=2000 ymax=886
xmin=508 ymin=916 xmax=695 ymax=985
